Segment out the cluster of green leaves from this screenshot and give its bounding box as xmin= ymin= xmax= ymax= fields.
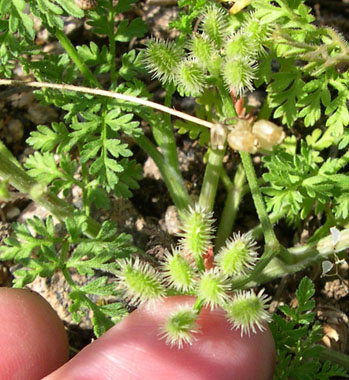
xmin=1 ymin=0 xmax=149 ymax=335
xmin=169 ymin=0 xmax=208 ymax=38
xmin=262 ymin=136 xmax=349 ymax=232
xmin=0 ymin=0 xmax=83 ymax=77
xmin=252 ymin=0 xmax=349 ymax=132
xmin=0 ymin=214 xmax=134 ymax=336
xmin=270 ymin=276 xmax=347 ymax=380
xmin=1 ymin=0 xmax=147 ymax=204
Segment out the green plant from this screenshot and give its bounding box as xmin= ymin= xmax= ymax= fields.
xmin=271 ymin=276 xmax=348 ymax=380
xmin=0 ymin=0 xmax=348 ymax=377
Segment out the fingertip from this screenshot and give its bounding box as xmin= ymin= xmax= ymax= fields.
xmin=0 ymin=287 xmax=69 ymax=380
xmin=44 ymin=296 xmax=275 ymax=380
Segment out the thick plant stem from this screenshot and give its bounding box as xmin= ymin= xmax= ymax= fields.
xmin=133 ymin=134 xmax=192 ymax=212
xmin=196 ymin=82 xmax=235 ymax=212
xmin=147 ymin=87 xmax=185 ymax=195
xmin=161 ymin=89 xmax=183 ymax=177
xmin=55 ymin=29 xmax=100 ymax=88
xmin=198 ymin=147 xmax=225 ymax=211
xmin=239 ymin=151 xmax=279 ymax=248
xmin=215 ymin=164 xmax=246 ymax=250
xmin=0 ymin=143 xmax=100 ymax=238
xmin=234 ymin=226 xmax=349 ymax=287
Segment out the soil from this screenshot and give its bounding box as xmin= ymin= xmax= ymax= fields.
xmin=0 ymin=0 xmax=348 ymax=373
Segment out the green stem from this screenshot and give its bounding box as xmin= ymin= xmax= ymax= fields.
xmin=192 ymin=297 xmax=205 ymax=315
xmin=148 ymin=87 xmax=184 ymax=188
xmin=133 ymin=134 xmax=192 ymax=212
xmin=239 ymin=152 xmax=279 ymax=248
xmin=198 ymin=147 xmax=225 ymax=211
xmin=55 ymin=29 xmax=100 ymax=88
xmin=107 ymin=7 xmax=117 ymax=85
xmin=215 ymin=164 xmax=246 ymax=250
xmin=216 ymin=80 xmax=237 ymax=119
xmin=237 ymin=226 xmax=349 ymax=287
xmin=250 ymin=210 xmax=285 ymax=239
xmin=162 ymin=89 xmax=183 ymax=175
xmin=0 ymin=142 xmax=100 ymax=238
xmin=319 ymin=347 xmax=349 ymax=371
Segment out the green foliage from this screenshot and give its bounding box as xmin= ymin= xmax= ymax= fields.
xmin=262 ymin=139 xmax=349 ymax=229
xmin=0 ymin=215 xmax=134 ymax=336
xmin=270 ymin=277 xmax=347 ymax=379
xmin=1 ymin=0 xmax=349 ymax=371
xmin=251 ymin=0 xmax=349 ymax=131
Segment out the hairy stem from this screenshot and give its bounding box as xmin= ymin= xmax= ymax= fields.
xmin=237 ymin=226 xmax=349 ymax=287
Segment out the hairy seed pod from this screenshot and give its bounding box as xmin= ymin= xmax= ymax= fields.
xmin=75 ymin=0 xmax=98 ymax=10
xmin=227 ymin=127 xmax=259 ymax=154
xmin=252 ymin=120 xmax=285 ymax=150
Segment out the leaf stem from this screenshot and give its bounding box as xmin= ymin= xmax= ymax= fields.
xmin=132 ymin=134 xmax=192 ymax=211
xmin=215 ymin=164 xmax=246 ymax=250
xmin=0 ymin=141 xmax=100 ymax=238
xmin=239 ymin=152 xmax=278 ymax=246
xmin=55 ymin=29 xmax=100 ymax=88
xmin=198 ymin=147 xmax=225 ymax=211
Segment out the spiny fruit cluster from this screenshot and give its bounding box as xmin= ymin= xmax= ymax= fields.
xmin=143 ymin=4 xmax=270 ymax=97
xmin=115 ymin=205 xmax=271 ymax=348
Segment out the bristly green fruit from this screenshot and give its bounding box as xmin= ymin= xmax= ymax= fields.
xmin=196 ymin=268 xmax=230 ymax=310
xmin=225 ymin=31 xmax=257 ymax=59
xmin=189 ymin=34 xmax=215 ymax=70
xmin=115 ymin=257 xmax=165 ymax=306
xmin=160 ymin=306 xmax=200 ymax=349
xmin=143 ymin=39 xmax=184 ymax=84
xmin=175 ymin=58 xmax=207 ymax=97
xmin=222 ymin=56 xmax=257 ymax=95
xmin=215 ymin=232 xmax=258 ymax=276
xmin=200 ymin=4 xmax=228 ymax=49
xmin=161 ymin=247 xmax=197 ymax=292
xmin=224 ymin=289 xmax=271 ymax=337
xmin=178 ymin=204 xmax=215 ymax=261
xmin=242 ymin=14 xmax=271 ymax=55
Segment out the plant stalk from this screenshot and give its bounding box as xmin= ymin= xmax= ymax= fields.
xmin=132 ymin=134 xmax=192 ymax=211
xmin=55 ymin=29 xmax=101 ymax=88
xmin=239 ymin=152 xmax=279 ymax=248
xmin=198 ymin=147 xmax=226 ymax=211
xmin=0 ymin=142 xmax=100 ymax=238
xmin=237 ymin=226 xmax=349 ymax=287
xmin=215 ymin=164 xmax=246 ymax=250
